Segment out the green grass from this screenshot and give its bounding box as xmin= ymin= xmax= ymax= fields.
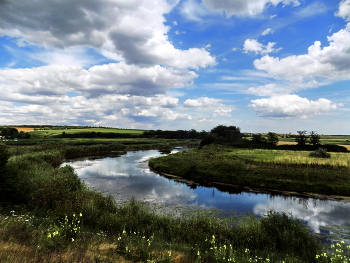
xmin=278 ymin=135 xmax=350 ymax=145
xmin=149 ymin=145 xmax=350 ymax=197
xmin=225 ymin=148 xmax=350 ymax=166
xmin=2 ymin=141 xmax=350 ymax=262
xmin=30 ymin=128 xmax=146 ymax=138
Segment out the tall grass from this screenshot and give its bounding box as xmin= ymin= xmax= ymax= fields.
xmin=0 ymin=143 xmax=347 ymax=262
xmin=149 ymin=145 xmax=350 ymax=196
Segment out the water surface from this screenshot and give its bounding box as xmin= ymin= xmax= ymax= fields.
xmin=61 ymin=149 xmax=350 ymax=239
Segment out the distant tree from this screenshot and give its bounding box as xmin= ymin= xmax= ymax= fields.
xmin=210 ymin=125 xmax=228 ymax=138
xmin=309 ymin=131 xmax=321 ymax=146
xmin=295 ymin=130 xmax=308 ymax=146
xmin=199 ymin=134 xmax=216 ymax=148
xmin=0 ymin=127 xmax=18 ymax=139
xmin=266 ymin=132 xmax=279 ymax=146
xmin=251 ymin=134 xmax=266 ymax=144
xmin=210 ymin=125 xmax=242 ymax=142
xmin=17 ymin=131 xmax=31 ymax=139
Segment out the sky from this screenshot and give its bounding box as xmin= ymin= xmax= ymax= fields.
xmin=0 ymin=0 xmax=350 ymax=134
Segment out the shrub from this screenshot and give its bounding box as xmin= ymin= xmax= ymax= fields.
xmin=309 ymin=148 xmax=331 ymax=158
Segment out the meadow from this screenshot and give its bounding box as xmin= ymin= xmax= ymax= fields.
xmin=29 ymin=127 xmax=146 ymax=139
xmin=149 ymin=145 xmax=350 ymax=197
xmin=1 ymin=128 xmax=350 ymax=262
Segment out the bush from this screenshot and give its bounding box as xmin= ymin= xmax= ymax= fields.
xmin=309 ymin=148 xmax=331 ymax=158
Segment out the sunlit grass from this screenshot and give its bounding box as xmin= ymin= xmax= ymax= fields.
xmin=227 ymin=148 xmax=350 ymax=167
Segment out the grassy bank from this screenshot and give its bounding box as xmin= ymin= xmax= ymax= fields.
xmin=149 ymin=145 xmax=350 ymax=197
xmin=0 ymin=142 xmax=349 ymax=262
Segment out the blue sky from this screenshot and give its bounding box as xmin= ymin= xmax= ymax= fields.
xmin=0 ymin=0 xmax=350 ymax=134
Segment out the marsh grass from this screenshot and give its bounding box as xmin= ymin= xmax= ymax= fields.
xmin=149 ymin=145 xmax=350 ymax=196
xmin=1 ymin=143 xmax=348 ymax=262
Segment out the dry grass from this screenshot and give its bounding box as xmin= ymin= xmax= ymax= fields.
xmin=0 ymin=240 xmax=132 ymax=263
xmin=340 ymin=145 xmax=350 ymax=151
xmin=277 ymin=141 xmax=297 ymax=146
xmin=15 ymin=127 xmax=34 ymax=132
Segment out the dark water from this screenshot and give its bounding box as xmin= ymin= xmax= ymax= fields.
xmin=61 ymin=149 xmax=350 ymax=239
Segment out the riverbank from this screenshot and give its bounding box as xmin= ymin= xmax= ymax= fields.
xmin=149 ymin=145 xmax=350 ymax=198
xmin=0 ymin=142 xmax=349 ymax=262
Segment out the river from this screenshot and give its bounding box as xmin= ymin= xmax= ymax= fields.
xmin=60 ymin=148 xmax=350 ymax=241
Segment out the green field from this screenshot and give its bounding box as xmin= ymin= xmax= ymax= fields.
xmin=29 ymin=128 xmax=146 ymax=138
xmin=149 ymin=145 xmax=350 ymax=197
xmin=225 ymin=148 xmax=350 ymax=166
xmin=278 ymin=135 xmax=350 ymax=146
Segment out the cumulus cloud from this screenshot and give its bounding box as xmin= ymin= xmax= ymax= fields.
xmin=335 ymin=0 xmax=350 ymax=21
xmin=253 ymin=26 xmax=350 ymax=83
xmin=0 ymin=93 xmax=186 ymax=128
xmin=249 ymin=94 xmax=342 ymax=118
xmin=243 ymin=39 xmax=281 ymax=55
xmin=0 ymin=63 xmax=198 ymax=100
xmin=0 ymin=0 xmax=216 ymax=69
xmin=183 ymin=97 xmax=234 ymax=118
xmin=202 ymin=0 xmax=300 ymax=17
xmin=246 ymin=84 xmax=282 ymax=96
xmin=184 ymin=97 xmax=222 ymax=107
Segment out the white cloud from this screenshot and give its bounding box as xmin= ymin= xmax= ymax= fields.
xmin=183 ymin=97 xmax=234 ymax=118
xmin=0 ymin=63 xmax=198 ymax=100
xmin=243 ymin=39 xmax=281 ymax=55
xmin=0 ymin=0 xmax=216 ymax=69
xmin=253 ymin=26 xmax=350 ymax=82
xmin=249 ymin=94 xmax=342 ymax=119
xmin=262 ymin=28 xmax=274 ymax=35
xmin=0 ymin=93 xmax=186 ymax=128
xmin=335 ymin=0 xmax=350 ymax=21
xmin=184 ymin=97 xmax=222 ymax=107
xmin=246 ymin=84 xmax=282 ymax=96
xmin=180 ymin=0 xmax=209 ymax=21
xmin=202 ymin=0 xmax=300 ymax=17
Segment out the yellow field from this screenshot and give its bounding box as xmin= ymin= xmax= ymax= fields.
xmin=15 ymin=127 xmax=34 ymax=132
xmin=278 ymin=141 xmax=350 ymax=151
xmin=278 ymin=141 xmax=297 ymax=146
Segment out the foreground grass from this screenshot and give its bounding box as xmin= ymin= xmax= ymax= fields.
xmin=149 ymin=145 xmax=350 ymax=197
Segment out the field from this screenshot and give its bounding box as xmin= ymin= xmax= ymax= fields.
xmin=15 ymin=127 xmax=34 ymax=132
xmin=2 ymin=132 xmax=350 ymax=262
xmin=29 ymin=127 xmax=146 ymax=138
xmin=149 ymin=145 xmax=350 ymax=197
xmin=230 ymin=148 xmax=350 ymax=166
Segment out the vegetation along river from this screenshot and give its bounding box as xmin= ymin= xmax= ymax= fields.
xmin=61 ymin=148 xmax=350 ymax=241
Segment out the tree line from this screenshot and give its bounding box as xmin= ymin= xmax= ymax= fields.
xmin=0 ymin=127 xmax=31 ymax=139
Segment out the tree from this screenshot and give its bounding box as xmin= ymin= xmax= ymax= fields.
xmin=309 ymin=131 xmax=320 ymax=146
xmin=266 ymin=132 xmax=279 ymax=146
xmin=210 ymin=125 xmax=228 ymax=138
xmin=251 ymin=134 xmax=266 ymax=144
xmin=0 ymin=127 xmax=19 ymax=139
xmin=295 ymin=130 xmax=308 ymax=146
xmin=199 ymin=134 xmax=216 ymax=148
xmin=210 ymin=125 xmax=242 ymax=142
